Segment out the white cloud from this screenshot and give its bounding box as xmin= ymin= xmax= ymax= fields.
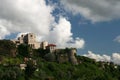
xmin=83 ymin=51 xmax=111 ymax=62
xmin=0 ymin=0 xmax=85 ymax=49
xmin=112 ymin=53 xmax=120 ymax=65
xmin=60 ymin=0 xmax=120 ymax=22
xmin=0 ymin=21 xmax=10 ymax=39
xmin=0 ymin=0 xmax=54 ymax=35
xmin=114 ymin=36 xmax=120 ymax=43
xmin=83 ymin=51 xmax=120 ymax=65
xmin=44 ymin=17 xmax=85 ymax=48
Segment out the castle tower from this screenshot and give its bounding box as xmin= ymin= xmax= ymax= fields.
xmin=68 ymin=48 xmax=78 ymax=65
xmin=41 ymin=41 xmax=48 ymax=49
xmin=18 ymin=34 xmax=25 ymax=44
xmin=27 ymin=33 xmax=36 ymax=44
xmin=25 ymin=33 xmax=41 ymax=49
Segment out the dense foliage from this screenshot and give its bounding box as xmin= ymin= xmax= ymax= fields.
xmin=0 ymin=40 xmax=16 ymax=56
xmin=0 ymin=57 xmax=120 ymax=80
xmin=0 ymin=40 xmax=120 ymax=80
xmin=17 ymin=44 xmax=32 ymax=57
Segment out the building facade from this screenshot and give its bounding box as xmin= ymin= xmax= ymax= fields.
xmin=12 ymin=33 xmax=49 ymax=49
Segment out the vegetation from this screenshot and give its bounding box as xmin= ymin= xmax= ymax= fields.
xmin=0 ymin=40 xmax=16 ymax=56
xmin=18 ymin=44 xmax=32 ymax=57
xmin=0 ymin=40 xmax=120 ymax=80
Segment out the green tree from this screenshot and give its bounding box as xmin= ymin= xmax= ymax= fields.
xmin=0 ymin=40 xmax=16 ymax=57
xmin=25 ymin=60 xmax=36 ymax=80
xmin=17 ymin=44 xmax=32 ymax=57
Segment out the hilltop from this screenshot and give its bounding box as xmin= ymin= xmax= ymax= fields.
xmin=0 ymin=40 xmax=120 ymax=80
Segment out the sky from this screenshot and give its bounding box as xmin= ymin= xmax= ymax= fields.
xmin=1 ymin=0 xmax=120 ymax=64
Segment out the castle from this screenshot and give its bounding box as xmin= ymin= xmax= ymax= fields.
xmin=12 ymin=33 xmax=78 ymax=65
xmin=12 ymin=33 xmax=56 ymax=53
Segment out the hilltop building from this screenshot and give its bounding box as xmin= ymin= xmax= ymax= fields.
xmin=46 ymin=44 xmax=56 ymax=53
xmin=12 ymin=33 xmax=56 ymax=51
xmin=12 ymin=33 xmax=40 ymax=49
xmin=12 ymin=33 xmax=78 ymax=65
xmin=41 ymin=41 xmax=48 ymax=49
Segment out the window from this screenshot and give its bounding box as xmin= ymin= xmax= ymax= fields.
xmin=18 ymin=37 xmax=20 ymax=40
xmin=21 ymin=35 xmax=24 ymax=37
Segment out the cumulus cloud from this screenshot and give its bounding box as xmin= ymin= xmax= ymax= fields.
xmin=112 ymin=53 xmax=120 ymax=65
xmin=83 ymin=51 xmax=120 ymax=65
xmin=44 ymin=17 xmax=85 ymax=48
xmin=114 ymin=36 xmax=120 ymax=43
xmin=0 ymin=0 xmax=85 ymax=49
xmin=83 ymin=51 xmax=111 ymax=62
xmin=60 ymin=0 xmax=120 ymax=22
xmin=0 ymin=0 xmax=54 ymax=35
xmin=0 ymin=21 xmax=10 ymax=39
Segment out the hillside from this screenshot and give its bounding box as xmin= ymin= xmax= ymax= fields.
xmin=0 ymin=40 xmax=120 ymax=80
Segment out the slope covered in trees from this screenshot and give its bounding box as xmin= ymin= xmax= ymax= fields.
xmin=0 ymin=40 xmax=120 ymax=80
xmin=0 ymin=40 xmax=16 ymax=56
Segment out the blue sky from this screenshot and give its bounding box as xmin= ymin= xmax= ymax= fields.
xmin=72 ymin=18 xmax=120 ymax=55
xmin=68 ymin=14 xmax=120 ymax=53
xmin=47 ymin=0 xmax=120 ymax=55
xmin=1 ymin=0 xmax=120 ymax=56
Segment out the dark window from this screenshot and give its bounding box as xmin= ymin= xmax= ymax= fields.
xmin=18 ymin=37 xmax=20 ymax=40
xmin=21 ymin=35 xmax=24 ymax=37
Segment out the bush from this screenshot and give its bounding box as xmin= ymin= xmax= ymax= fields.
xmin=44 ymin=53 xmax=56 ymax=62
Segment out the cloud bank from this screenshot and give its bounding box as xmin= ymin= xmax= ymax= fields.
xmin=83 ymin=51 xmax=111 ymax=62
xmin=83 ymin=51 xmax=120 ymax=65
xmin=112 ymin=53 xmax=120 ymax=65
xmin=61 ymin=0 xmax=120 ymax=22
xmin=0 ymin=0 xmax=85 ymax=49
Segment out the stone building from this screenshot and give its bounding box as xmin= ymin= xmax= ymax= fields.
xmin=41 ymin=41 xmax=48 ymax=49
xmin=46 ymin=44 xmax=56 ymax=53
xmin=12 ymin=33 xmax=48 ymax=49
xmin=12 ymin=33 xmax=78 ymax=65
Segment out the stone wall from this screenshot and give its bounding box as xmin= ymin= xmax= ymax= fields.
xmin=68 ymin=49 xmax=78 ymax=65
xmin=55 ymin=48 xmax=78 ymax=65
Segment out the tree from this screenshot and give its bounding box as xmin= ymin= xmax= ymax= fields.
xmin=25 ymin=60 xmax=36 ymax=80
xmin=44 ymin=53 xmax=56 ymax=62
xmin=17 ymin=44 xmax=32 ymax=57
xmin=0 ymin=40 xmax=16 ymax=57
